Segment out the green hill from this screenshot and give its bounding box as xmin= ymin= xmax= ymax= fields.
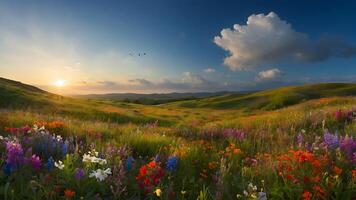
xmin=0 ymin=77 xmax=166 ymax=124
xmin=172 ymin=83 xmax=356 ymax=110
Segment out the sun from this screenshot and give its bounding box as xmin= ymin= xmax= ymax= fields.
xmin=54 ymin=79 xmax=67 ymax=87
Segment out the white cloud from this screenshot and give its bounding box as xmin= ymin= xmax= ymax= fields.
xmin=256 ymin=68 xmax=283 ymax=81
xmin=214 ymin=12 xmax=356 ymax=71
xmin=203 ymin=68 xmax=215 ymax=73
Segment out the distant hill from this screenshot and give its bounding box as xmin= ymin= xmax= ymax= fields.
xmin=75 ymin=91 xmax=235 ymax=105
xmin=3 ymin=77 xmax=356 ymax=113
xmin=0 ymin=77 xmax=167 ymax=124
xmin=171 ymin=83 xmax=356 ymax=110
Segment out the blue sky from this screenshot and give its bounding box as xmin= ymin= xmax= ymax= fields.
xmin=1 ymin=0 xmax=356 ymax=94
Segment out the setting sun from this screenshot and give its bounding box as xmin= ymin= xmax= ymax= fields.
xmin=54 ymin=79 xmax=66 ymax=87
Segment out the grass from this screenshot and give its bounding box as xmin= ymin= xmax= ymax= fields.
xmin=0 ymin=77 xmax=355 ymax=199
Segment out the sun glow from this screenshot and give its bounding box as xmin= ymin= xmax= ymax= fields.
xmin=54 ymin=79 xmax=67 ymax=87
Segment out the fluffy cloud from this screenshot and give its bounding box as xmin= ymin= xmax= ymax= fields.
xmin=214 ymin=12 xmax=356 ymax=71
xmin=256 ymin=68 xmax=283 ymax=81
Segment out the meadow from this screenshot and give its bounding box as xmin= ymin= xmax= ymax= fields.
xmin=0 ymin=78 xmax=355 ymax=199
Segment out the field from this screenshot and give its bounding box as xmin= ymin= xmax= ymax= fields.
xmin=0 ymin=77 xmax=355 ymax=199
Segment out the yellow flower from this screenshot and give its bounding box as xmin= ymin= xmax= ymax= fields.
xmin=154 ymin=188 xmax=162 ymax=197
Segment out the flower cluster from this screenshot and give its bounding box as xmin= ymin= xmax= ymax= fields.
xmin=136 ymin=161 xmax=165 ymax=193
xmin=82 ymin=149 xmax=107 ymax=165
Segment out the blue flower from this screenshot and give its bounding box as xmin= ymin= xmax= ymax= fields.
xmin=125 ymin=156 xmax=134 ymax=171
xmin=61 ymin=141 xmax=68 ymax=155
xmin=3 ymin=163 xmax=12 ymax=175
xmin=154 ymin=154 xmax=161 ymax=162
xmin=46 ymin=157 xmax=55 ymax=170
xmin=166 ymin=156 xmax=179 ymax=173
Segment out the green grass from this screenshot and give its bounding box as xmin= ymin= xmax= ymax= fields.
xmin=0 ymin=77 xmax=356 ymax=199
xmin=171 ymin=83 xmax=356 ymax=111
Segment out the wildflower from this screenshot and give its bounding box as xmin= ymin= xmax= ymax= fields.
xmin=125 ymin=156 xmax=134 ymax=171
xmin=89 ymin=168 xmax=112 ymax=181
xmin=136 ymin=161 xmax=165 ymax=193
xmin=166 ymin=156 xmax=179 ymax=173
xmin=75 ymin=168 xmax=85 ymax=180
xmin=181 ymin=190 xmax=186 ymax=195
xmin=352 ymin=169 xmax=356 ymax=179
xmin=6 ymin=141 xmax=24 ymax=168
xmin=3 ymin=163 xmax=12 ymax=175
xmin=154 ymin=188 xmax=162 ymax=197
xmin=64 ymin=189 xmax=75 ymax=198
xmin=258 ymin=191 xmax=267 ymax=200
xmin=233 ymin=148 xmax=242 ymax=155
xmin=61 ymin=141 xmax=68 ymax=155
xmin=27 ymin=154 xmax=41 ymax=170
xmin=339 ymin=135 xmax=356 ymax=159
xmin=302 ymin=191 xmax=312 ymax=200
xmin=323 ymin=131 xmax=339 ymax=149
xmin=46 ymin=157 xmax=55 ymax=170
xmin=55 ymin=160 xmax=65 ymax=170
xmin=82 ymin=150 xmax=107 ymax=165
xmin=333 ymin=166 xmax=342 ymax=175
xmin=296 ymin=133 xmax=304 ymax=145
xmin=154 ymin=154 xmax=161 ymax=162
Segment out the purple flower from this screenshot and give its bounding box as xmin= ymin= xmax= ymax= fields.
xmin=223 ymin=128 xmax=245 ymax=140
xmin=296 ymin=133 xmax=303 ymax=145
xmin=75 ymin=168 xmax=85 ymax=180
xmin=352 ymin=152 xmax=356 ymax=165
xmin=339 ymin=135 xmax=356 ymax=159
xmin=6 ymin=141 xmax=24 ymax=168
xmin=323 ymin=131 xmax=339 ymax=149
xmin=166 ymin=156 xmax=179 ymax=173
xmin=27 ymin=154 xmax=41 ymax=170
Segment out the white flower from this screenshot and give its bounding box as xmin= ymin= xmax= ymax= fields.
xmin=56 ymin=135 xmax=63 ymax=142
xmin=0 ymin=135 xmax=3 ymax=140
xmin=54 ymin=160 xmax=65 ymax=169
xmin=89 ymin=168 xmax=112 ymax=181
xmin=82 ymin=151 xmax=107 ymax=165
xmin=243 ymin=190 xmax=248 ymax=196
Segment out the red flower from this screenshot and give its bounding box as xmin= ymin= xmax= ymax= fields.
xmin=302 ymin=191 xmax=312 ymax=200
xmin=64 ymin=189 xmax=75 ymax=199
xmin=136 ymin=161 xmax=165 ymax=193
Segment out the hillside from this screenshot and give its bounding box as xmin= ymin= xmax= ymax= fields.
xmin=0 ymin=77 xmax=167 ymax=125
xmin=75 ymin=91 xmax=233 ymax=105
xmin=171 ymin=83 xmax=356 ymax=110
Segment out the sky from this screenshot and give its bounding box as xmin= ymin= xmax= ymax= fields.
xmin=1 ymin=0 xmax=356 ymax=94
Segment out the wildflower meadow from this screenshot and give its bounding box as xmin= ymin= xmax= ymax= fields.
xmin=0 ymin=99 xmax=355 ymax=200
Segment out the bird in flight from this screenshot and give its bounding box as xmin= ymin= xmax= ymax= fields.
xmin=129 ymin=52 xmax=147 ymax=57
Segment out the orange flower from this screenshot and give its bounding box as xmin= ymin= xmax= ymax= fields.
xmin=333 ymin=166 xmax=342 ymax=175
xmin=302 ymin=191 xmax=312 ymax=200
xmin=64 ymin=189 xmax=75 ymax=198
xmin=208 ymin=162 xmax=218 ymax=169
xmin=233 ymin=148 xmax=242 ymax=155
xmin=352 ymin=169 xmax=356 ymax=179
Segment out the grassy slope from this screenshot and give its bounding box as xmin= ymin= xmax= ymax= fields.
xmin=171 ymin=83 xmax=356 ymax=110
xmin=2 ymin=77 xmax=356 ymax=127
xmin=0 ymin=77 xmax=170 ymax=125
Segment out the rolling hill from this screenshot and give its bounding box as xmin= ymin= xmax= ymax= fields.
xmin=0 ymin=77 xmax=167 ymax=125
xmin=2 ymin=76 xmax=356 ymax=117
xmin=171 ymin=83 xmax=356 ymax=110
xmin=75 ymin=91 xmax=233 ymax=105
